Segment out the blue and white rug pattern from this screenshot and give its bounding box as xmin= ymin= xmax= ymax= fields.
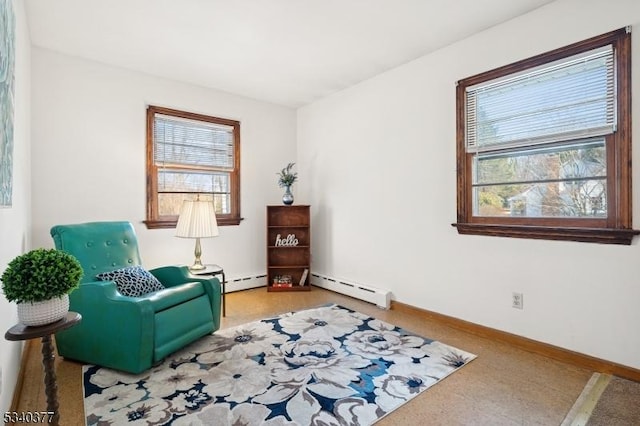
xmin=84 ymin=304 xmax=476 ymax=425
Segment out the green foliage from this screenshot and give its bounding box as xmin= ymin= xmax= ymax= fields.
xmin=478 ymin=191 xmax=503 ymax=208
xmin=1 ymin=248 xmax=84 ymax=303
xmin=277 ymin=162 xmax=298 ymax=188
xmin=477 ymin=191 xmax=507 ymax=215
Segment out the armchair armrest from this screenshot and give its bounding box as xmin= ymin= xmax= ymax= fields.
xmin=149 ymin=265 xmax=195 ymax=287
xmin=150 ymin=266 xmax=222 ymax=330
xmin=56 ymin=280 xmax=157 ymax=373
xmin=71 ymin=279 xmax=156 ymax=324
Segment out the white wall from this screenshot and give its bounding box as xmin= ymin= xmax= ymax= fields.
xmin=30 ymin=49 xmax=297 ymax=282
xmin=0 ymin=0 xmax=31 ymax=412
xmin=298 ymin=0 xmax=640 ymax=370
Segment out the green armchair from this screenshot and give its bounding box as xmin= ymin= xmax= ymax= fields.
xmin=50 ymin=221 xmax=221 ymax=374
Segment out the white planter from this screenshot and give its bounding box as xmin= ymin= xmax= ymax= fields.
xmin=17 ymin=294 xmax=70 ymax=326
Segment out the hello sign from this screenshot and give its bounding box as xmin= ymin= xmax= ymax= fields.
xmin=275 ymin=234 xmax=299 ymax=247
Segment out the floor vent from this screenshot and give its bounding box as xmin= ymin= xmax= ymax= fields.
xmin=311 ymin=273 xmax=391 ymax=309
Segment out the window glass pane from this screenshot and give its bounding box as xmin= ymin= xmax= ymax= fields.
xmin=474 ymin=181 xmax=606 ymax=218
xmin=475 ymin=140 xmax=605 ymax=184
xmin=157 ymin=170 xmax=231 ymax=215
xmin=158 ymin=170 xmax=230 ymax=194
xmin=473 ymin=139 xmax=606 ymax=218
xmin=158 ymin=192 xmax=231 ymax=216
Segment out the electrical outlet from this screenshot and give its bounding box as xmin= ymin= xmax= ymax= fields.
xmin=512 ymin=292 xmax=524 ymax=309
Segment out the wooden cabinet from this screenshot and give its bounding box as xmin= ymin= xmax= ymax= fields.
xmin=266 ymin=205 xmax=311 ymax=292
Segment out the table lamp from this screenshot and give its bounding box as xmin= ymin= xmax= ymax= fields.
xmin=175 ymin=198 xmax=219 ymax=271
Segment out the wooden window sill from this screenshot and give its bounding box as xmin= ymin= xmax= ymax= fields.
xmin=452 ymin=223 xmax=640 ymax=245
xmin=144 ymin=217 xmax=243 ymax=229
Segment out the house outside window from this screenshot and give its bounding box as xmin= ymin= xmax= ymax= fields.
xmin=145 ymin=106 xmax=241 ymax=228
xmin=454 ymin=27 xmax=637 ymax=244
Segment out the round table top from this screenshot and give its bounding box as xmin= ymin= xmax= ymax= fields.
xmin=5 ymin=311 xmax=82 ymax=341
xmin=190 ymin=264 xmax=223 ymax=275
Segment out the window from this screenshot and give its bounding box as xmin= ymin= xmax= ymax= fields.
xmin=454 ymin=27 xmax=637 ymax=244
xmin=145 ymin=106 xmax=241 ymax=228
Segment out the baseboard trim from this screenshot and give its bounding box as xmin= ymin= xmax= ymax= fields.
xmin=391 ymin=300 xmax=640 ymax=382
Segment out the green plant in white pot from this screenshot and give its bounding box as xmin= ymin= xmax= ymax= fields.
xmin=1 ymin=248 xmax=83 ymax=326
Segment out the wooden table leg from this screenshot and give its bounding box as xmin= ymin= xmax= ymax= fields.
xmin=222 ymin=271 xmax=226 ymax=317
xmin=41 ymin=334 xmax=59 ymax=426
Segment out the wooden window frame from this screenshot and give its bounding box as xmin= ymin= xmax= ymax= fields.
xmin=453 ymin=28 xmax=638 ymax=245
xmin=144 ymin=105 xmax=242 ymax=229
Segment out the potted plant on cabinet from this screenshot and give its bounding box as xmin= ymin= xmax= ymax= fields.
xmin=277 ymin=162 xmax=298 ymax=205
xmin=1 ymin=248 xmax=83 ymax=326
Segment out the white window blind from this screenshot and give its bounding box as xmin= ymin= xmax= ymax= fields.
xmin=466 ymin=45 xmax=615 ymax=152
xmin=154 ymin=114 xmax=234 ymax=169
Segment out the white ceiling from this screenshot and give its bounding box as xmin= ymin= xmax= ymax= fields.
xmin=24 ymin=0 xmax=555 ymax=108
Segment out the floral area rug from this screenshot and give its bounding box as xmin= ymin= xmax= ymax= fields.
xmin=83 ymin=304 xmax=476 ymax=425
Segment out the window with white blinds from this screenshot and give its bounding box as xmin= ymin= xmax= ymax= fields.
xmin=154 ymin=114 xmax=235 ymax=170
xmin=145 ymin=106 xmax=241 ymax=228
xmin=465 ymin=45 xmax=615 ymax=153
xmin=454 ymin=27 xmax=636 ymax=245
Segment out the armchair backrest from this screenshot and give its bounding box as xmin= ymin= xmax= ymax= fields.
xmin=50 ymin=221 xmax=143 ymax=280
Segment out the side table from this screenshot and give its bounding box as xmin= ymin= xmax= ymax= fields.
xmin=5 ymin=312 xmax=82 ymax=426
xmin=192 ymin=264 xmax=226 ymax=316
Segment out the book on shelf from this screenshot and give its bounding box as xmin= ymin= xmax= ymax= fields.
xmin=299 ymin=268 xmax=309 ymax=286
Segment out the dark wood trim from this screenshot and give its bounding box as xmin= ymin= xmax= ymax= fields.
xmin=143 ymin=216 xmax=243 ymax=229
xmin=391 ymin=300 xmax=640 ymax=382
xmin=146 ymin=106 xmax=157 ymax=224
xmin=452 ymin=222 xmax=640 ymax=245
xmin=455 ymin=81 xmax=469 ymax=224
xmin=616 ymin=28 xmax=633 ymax=228
xmin=231 ymin=120 xmax=242 ymax=227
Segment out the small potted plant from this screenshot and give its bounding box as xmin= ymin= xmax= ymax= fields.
xmin=1 ymin=248 xmax=83 ymax=326
xmin=277 ymin=162 xmax=298 ymax=205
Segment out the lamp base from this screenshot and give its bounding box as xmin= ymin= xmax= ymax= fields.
xmin=189 ymin=263 xmax=206 ymax=271
xmin=189 ymin=238 xmax=206 ymax=271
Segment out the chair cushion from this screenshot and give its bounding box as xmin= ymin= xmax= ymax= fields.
xmin=96 ymin=265 xmax=165 ymax=297
xmin=146 ymin=282 xmax=206 ymax=313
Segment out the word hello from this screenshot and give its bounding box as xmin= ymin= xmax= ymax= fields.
xmin=275 ymin=234 xmax=299 ymax=246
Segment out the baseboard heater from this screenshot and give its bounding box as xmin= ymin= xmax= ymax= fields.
xmin=224 ymin=272 xmax=392 ymax=310
xmin=311 ymin=273 xmax=391 ymax=309
xmin=226 ymin=273 xmax=267 ymax=293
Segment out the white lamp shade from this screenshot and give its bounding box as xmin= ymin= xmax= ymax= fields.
xmin=175 ymin=200 xmax=219 ymax=238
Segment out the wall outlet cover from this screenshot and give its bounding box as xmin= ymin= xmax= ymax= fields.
xmin=512 ymin=292 xmax=524 ymax=309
